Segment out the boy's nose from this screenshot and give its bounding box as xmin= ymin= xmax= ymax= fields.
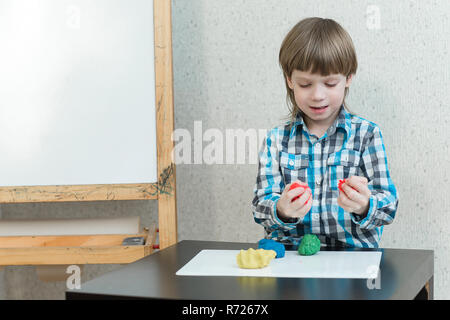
xmin=311 ymin=86 xmax=326 ymax=100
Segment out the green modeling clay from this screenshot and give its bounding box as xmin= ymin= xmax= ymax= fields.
xmin=298 ymin=234 xmax=321 ymax=256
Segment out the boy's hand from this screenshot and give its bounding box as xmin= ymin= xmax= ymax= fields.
xmin=276 ymin=180 xmax=312 ymax=220
xmin=337 ymin=176 xmax=371 ymax=216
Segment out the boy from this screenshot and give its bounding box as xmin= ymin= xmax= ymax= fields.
xmin=251 ymin=17 xmax=398 ymax=248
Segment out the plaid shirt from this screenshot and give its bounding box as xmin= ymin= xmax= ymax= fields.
xmin=251 ymin=106 xmax=398 ymax=248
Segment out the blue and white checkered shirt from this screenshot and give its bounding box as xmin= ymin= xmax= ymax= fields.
xmin=251 ymin=105 xmax=398 ymax=248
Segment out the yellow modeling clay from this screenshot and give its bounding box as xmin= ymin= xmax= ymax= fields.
xmin=236 ymin=248 xmax=276 ymax=269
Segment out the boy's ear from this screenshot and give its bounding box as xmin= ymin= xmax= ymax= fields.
xmin=345 ymin=74 xmax=353 ymax=87
xmin=286 ymin=76 xmax=294 ymax=90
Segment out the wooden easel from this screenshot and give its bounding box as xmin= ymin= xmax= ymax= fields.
xmin=0 ymin=0 xmax=177 ymax=266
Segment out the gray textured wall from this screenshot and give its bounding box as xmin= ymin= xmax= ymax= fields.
xmin=1 ymin=0 xmax=449 ymax=299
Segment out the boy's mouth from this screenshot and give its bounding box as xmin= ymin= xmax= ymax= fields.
xmin=309 ymin=105 xmax=329 ymax=113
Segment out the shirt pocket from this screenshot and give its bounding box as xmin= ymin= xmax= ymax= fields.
xmin=327 ymin=149 xmax=361 ymax=191
xmin=279 ymin=151 xmax=309 ymax=185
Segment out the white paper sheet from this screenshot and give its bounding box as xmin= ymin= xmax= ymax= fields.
xmin=176 ymin=250 xmax=382 ymax=279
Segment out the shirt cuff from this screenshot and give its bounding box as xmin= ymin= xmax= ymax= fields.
xmin=273 ymin=197 xmax=301 ymax=228
xmin=350 ymin=195 xmax=378 ymax=229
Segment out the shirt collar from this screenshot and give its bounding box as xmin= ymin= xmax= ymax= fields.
xmin=289 ymin=105 xmax=352 ymax=139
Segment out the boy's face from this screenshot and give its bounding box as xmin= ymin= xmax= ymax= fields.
xmin=287 ymin=69 xmax=353 ymax=129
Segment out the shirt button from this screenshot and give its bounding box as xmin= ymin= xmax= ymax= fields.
xmin=289 ymin=160 xmax=294 ymax=166
xmin=312 ymin=213 xmax=320 ymax=221
xmin=316 ymin=178 xmax=322 ymax=186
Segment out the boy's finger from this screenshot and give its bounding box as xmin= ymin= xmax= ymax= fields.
xmin=338 ymin=196 xmax=354 ymax=212
xmin=348 ymin=175 xmax=368 ymax=185
xmin=345 ymin=179 xmax=371 ymax=198
xmin=345 ymin=178 xmax=365 ymax=193
xmin=298 ymin=197 xmax=313 ymax=216
xmin=304 ymin=192 xmax=312 ymax=205
xmin=343 ymin=183 xmax=370 ymax=210
xmin=291 ymin=189 xmax=311 ymax=208
xmin=342 ymin=183 xmax=363 ymax=202
xmin=338 ymin=189 xmax=358 ymax=209
xmin=288 ymin=186 xmax=306 ymax=197
xmin=337 ymin=196 xmax=348 ymax=211
xmin=288 ymin=181 xmax=310 ymax=201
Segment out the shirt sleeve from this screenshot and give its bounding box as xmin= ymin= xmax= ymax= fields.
xmin=251 ymin=129 xmax=300 ymax=233
xmin=351 ymin=126 xmax=399 ymax=230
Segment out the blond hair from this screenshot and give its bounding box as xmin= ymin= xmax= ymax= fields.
xmin=278 ymin=17 xmax=358 ymax=125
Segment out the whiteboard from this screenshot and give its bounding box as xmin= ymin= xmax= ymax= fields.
xmin=0 ymin=0 xmax=157 ymax=186
xmin=176 ymin=250 xmax=382 ymax=279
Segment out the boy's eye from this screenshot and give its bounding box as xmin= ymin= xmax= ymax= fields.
xmin=298 ymin=83 xmax=337 ymax=88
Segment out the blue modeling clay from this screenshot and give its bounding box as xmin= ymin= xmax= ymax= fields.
xmin=257 ymin=239 xmax=285 ymax=258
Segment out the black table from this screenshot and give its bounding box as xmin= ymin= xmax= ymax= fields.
xmin=66 ymin=240 xmax=434 ymax=300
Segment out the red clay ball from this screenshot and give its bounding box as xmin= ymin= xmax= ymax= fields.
xmin=289 ymin=182 xmax=311 ymax=204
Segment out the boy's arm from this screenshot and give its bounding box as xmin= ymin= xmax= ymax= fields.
xmin=251 ymin=130 xmax=300 ymax=232
xmin=351 ymin=126 xmax=399 ymax=230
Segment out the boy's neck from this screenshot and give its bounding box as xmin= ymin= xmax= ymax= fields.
xmin=303 ymin=115 xmax=338 ymax=139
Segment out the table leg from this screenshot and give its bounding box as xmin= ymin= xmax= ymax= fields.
xmin=425 ymin=276 xmax=434 ymax=300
